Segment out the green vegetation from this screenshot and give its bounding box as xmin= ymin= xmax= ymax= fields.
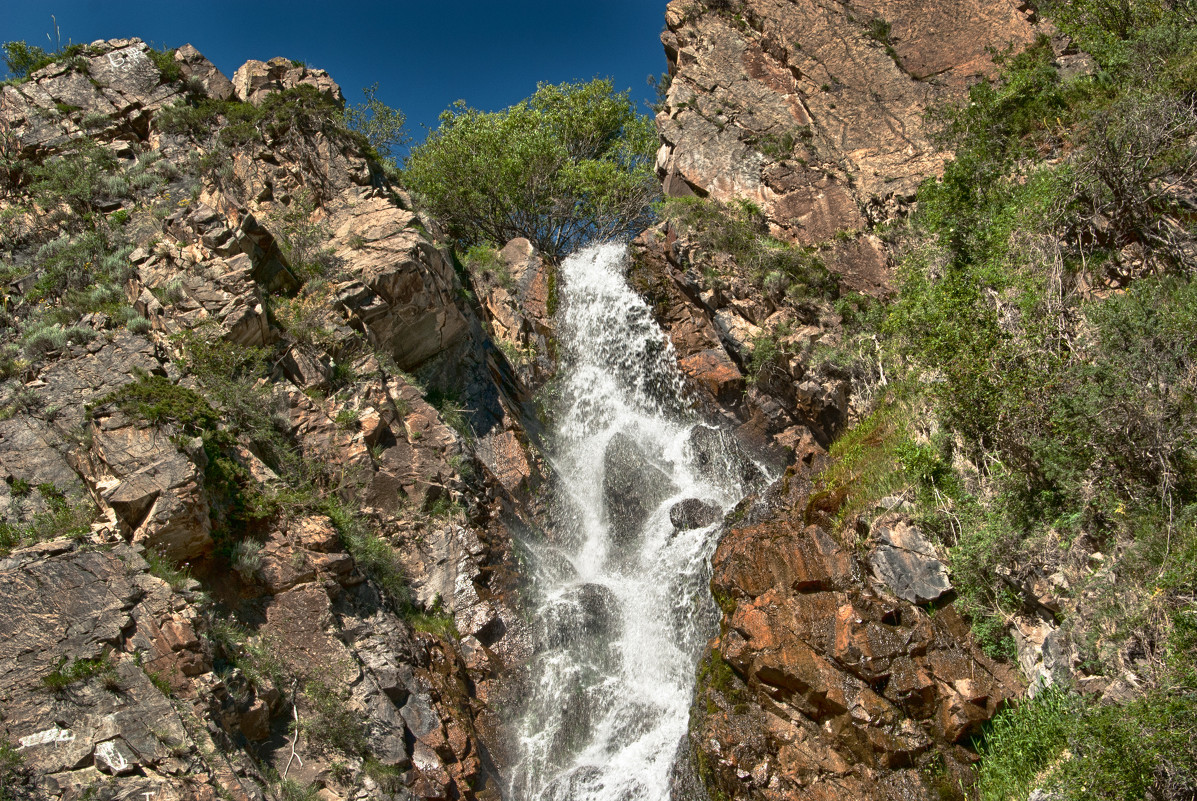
xmin=825 ymin=2 xmax=1197 ymax=796
xmin=342 ymin=82 xmax=409 ymax=162
xmin=0 ymin=737 xmax=25 ymax=801
xmin=0 ymin=141 xmax=176 ymax=375
xmin=97 ymin=363 xmax=279 ymax=549
xmin=145 ymin=46 xmax=183 ymax=84
xmin=42 ymin=654 xmax=118 ymax=692
xmin=2 ymin=40 xmax=88 ymax=82
xmin=322 ymin=497 xmax=458 ymax=638
xmin=0 ymin=485 xmax=96 ymax=556
xmin=157 ymin=83 xmax=404 ymax=178
xmin=206 ymin=618 xmax=289 ymax=691
xmin=277 ymin=780 xmax=320 ymax=801
xmin=462 ymin=243 xmax=512 ymax=288
xmin=301 ymin=676 xmax=366 ymax=755
xmin=404 ymin=79 xmax=660 ymax=259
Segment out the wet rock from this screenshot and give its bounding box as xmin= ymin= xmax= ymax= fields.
xmin=670 ymin=498 xmax=722 ymax=531
xmin=868 ymin=521 xmax=954 ymax=605
xmin=602 ymin=432 xmax=679 ymax=545
xmin=541 ymin=582 xmax=621 ymax=649
xmin=688 ymin=424 xmax=765 ymax=489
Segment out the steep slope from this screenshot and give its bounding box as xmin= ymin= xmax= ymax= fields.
xmin=0 ymin=39 xmax=547 ymax=801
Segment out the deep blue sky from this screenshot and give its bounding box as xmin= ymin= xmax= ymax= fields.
xmin=2 ymin=1 xmax=670 ymax=150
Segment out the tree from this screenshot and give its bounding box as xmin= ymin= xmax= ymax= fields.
xmin=341 ymin=82 xmax=409 ymax=163
xmin=403 ymin=78 xmax=660 ymax=260
xmin=3 ymin=41 xmax=51 ymax=79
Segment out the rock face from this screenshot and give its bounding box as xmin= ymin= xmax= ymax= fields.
xmin=231 ymin=56 xmax=344 ymax=105
xmin=473 ymin=238 xmax=559 ymax=392
xmin=0 ymin=38 xmax=545 ymax=801
xmin=603 ymin=432 xmax=680 ymax=545
xmin=692 ymin=473 xmax=1021 ymax=800
xmin=641 ymin=4 xmax=1045 ymax=798
xmin=656 ymin=0 xmax=1039 ymax=292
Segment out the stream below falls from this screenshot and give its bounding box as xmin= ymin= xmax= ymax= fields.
xmin=507 ymin=242 xmax=763 ymax=801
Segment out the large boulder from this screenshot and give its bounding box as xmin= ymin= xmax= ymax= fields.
xmin=688 ymin=424 xmax=765 ymax=489
xmin=602 ymin=432 xmax=679 ymax=545
xmin=669 ymin=498 xmax=723 ymax=531
xmin=541 ymin=582 xmax=622 ymax=650
xmin=868 ymin=520 xmax=954 ymax=605
xmin=231 ymin=56 xmax=344 ymax=106
xmin=173 ymin=43 xmax=234 ymax=100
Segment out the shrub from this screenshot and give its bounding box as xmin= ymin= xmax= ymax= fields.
xmin=2 ymin=41 xmax=87 ymax=81
xmin=341 ymin=82 xmax=408 ymax=162
xmin=462 ymin=243 xmax=511 ymax=287
xmin=662 ymin=196 xmax=836 ymax=300
xmin=231 ymin=539 xmax=262 ymax=581
xmin=301 ymin=677 xmax=366 ymax=755
xmin=97 ymin=371 xmax=279 ymax=545
xmin=145 ymin=47 xmax=183 ymax=84
xmin=0 ymin=487 xmax=95 ymax=555
xmin=404 ymin=79 xmax=660 ymax=259
xmin=269 ymin=190 xmax=337 ymax=280
xmin=144 ymin=547 xmax=191 ymax=591
xmin=0 ymin=736 xmax=25 ymax=801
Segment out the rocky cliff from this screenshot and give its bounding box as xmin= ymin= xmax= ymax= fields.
xmin=641 ymin=1 xmax=1060 ymax=799
xmin=656 ymin=0 xmax=1039 ymax=294
xmin=0 ymin=39 xmax=550 ymax=801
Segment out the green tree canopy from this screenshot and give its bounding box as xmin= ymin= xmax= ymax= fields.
xmin=403 ymin=78 xmax=660 ymax=260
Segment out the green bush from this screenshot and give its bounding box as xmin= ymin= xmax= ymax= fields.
xmin=404 ymin=79 xmax=660 ymax=259
xmin=41 ymin=654 xmax=118 ymax=692
xmin=2 ymin=40 xmax=87 ymax=81
xmin=0 ymin=487 xmax=96 ymax=556
xmin=301 ymin=676 xmax=366 ymax=755
xmin=145 ymin=47 xmax=183 ymax=84
xmin=0 ymin=737 xmax=25 ymax=801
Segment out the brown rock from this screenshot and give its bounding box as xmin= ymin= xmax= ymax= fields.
xmin=657 ymin=0 xmax=1040 ymax=292
xmin=173 ymin=44 xmax=234 ymax=100
xmin=698 ymin=502 xmax=1021 ymax=799
xmin=231 ymin=57 xmax=343 ymax=106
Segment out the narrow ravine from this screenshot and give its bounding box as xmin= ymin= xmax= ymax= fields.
xmin=508 ymin=242 xmax=762 ymax=801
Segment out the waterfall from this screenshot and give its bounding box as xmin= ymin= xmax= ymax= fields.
xmin=508 ymin=242 xmax=761 ymax=801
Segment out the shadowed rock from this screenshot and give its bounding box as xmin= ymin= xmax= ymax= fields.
xmin=603 ymin=432 xmax=679 ymax=545
xmin=669 ymin=498 xmax=722 ymax=531
xmin=868 ymin=521 xmax=954 ymax=605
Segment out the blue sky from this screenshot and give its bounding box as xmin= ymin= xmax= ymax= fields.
xmin=2 ymin=0 xmax=670 ymax=150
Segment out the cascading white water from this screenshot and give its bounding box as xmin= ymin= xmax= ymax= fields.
xmin=508 ymin=242 xmax=760 ymax=801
